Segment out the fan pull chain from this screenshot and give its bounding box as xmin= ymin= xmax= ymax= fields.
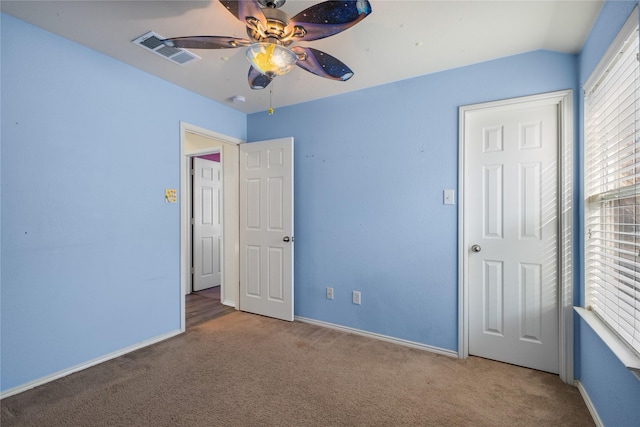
xmin=268 ymin=86 xmax=274 ymax=115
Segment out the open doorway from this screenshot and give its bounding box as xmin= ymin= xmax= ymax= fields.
xmin=180 ymin=122 xmax=242 ymax=332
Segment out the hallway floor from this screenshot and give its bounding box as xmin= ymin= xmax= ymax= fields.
xmin=185 ymin=286 xmax=235 ymax=329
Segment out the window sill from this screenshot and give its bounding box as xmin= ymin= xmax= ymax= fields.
xmin=575 ymin=307 xmax=640 ymax=380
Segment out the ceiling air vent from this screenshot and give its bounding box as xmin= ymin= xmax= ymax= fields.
xmin=132 ymin=31 xmax=200 ymax=66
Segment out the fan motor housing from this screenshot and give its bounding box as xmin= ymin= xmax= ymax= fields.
xmin=247 ymin=7 xmax=297 ymax=45
xmin=257 ymin=0 xmax=286 ymax=8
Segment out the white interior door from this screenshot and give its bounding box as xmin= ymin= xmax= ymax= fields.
xmin=193 ymin=157 xmax=222 ymax=292
xmin=239 ymin=138 xmax=294 ymax=321
xmin=465 ymin=101 xmax=559 ymax=374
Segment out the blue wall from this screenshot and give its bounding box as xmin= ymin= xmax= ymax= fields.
xmin=248 ymin=50 xmax=578 ymax=351
xmin=576 ymin=1 xmax=640 ymax=426
xmin=4 ymin=4 xmax=640 ymax=425
xmin=0 ymin=13 xmax=246 ymax=392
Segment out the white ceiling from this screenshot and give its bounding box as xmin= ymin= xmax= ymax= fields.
xmin=1 ymin=0 xmax=603 ymax=114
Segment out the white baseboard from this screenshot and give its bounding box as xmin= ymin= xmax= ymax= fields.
xmin=0 ymin=329 xmax=182 ymax=399
xmin=576 ymin=381 xmax=603 ymax=427
xmin=295 ymin=316 xmax=458 ymax=358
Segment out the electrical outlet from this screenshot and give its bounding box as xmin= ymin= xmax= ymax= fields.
xmin=326 ymin=287 xmax=334 ymax=300
xmin=352 ymin=290 xmax=361 ymax=305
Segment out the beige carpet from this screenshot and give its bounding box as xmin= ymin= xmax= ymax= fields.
xmin=2 ymin=311 xmax=594 ymax=426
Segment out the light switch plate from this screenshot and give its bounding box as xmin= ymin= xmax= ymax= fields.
xmin=444 ymin=189 xmax=455 ymax=205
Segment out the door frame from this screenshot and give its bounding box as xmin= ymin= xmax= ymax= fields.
xmin=179 ymin=122 xmax=243 ymax=332
xmin=458 ymin=90 xmax=574 ymax=383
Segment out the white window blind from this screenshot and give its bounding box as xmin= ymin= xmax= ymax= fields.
xmin=584 ymin=8 xmax=640 ymax=356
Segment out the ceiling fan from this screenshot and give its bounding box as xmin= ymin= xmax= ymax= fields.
xmin=162 ymin=0 xmax=372 ymax=90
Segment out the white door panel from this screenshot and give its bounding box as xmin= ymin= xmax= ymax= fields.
xmin=466 ymin=103 xmax=559 ymax=373
xmin=193 ymin=157 xmax=221 ymax=292
xmin=239 ymin=138 xmax=294 ymax=321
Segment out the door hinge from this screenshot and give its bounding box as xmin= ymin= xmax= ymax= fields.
xmin=190 ymin=218 xmax=195 ymax=225
xmin=191 ymin=267 xmax=194 ymax=274
xmin=191 ymin=168 xmax=195 ymax=175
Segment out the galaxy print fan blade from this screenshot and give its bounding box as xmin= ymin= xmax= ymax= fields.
xmin=162 ymin=36 xmax=251 ymax=49
xmin=291 ymin=46 xmax=353 ymax=81
xmin=289 ymin=0 xmax=372 ymax=42
xmin=248 ymin=66 xmax=275 ymax=89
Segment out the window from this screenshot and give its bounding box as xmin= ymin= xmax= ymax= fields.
xmin=584 ymin=8 xmax=640 ymax=357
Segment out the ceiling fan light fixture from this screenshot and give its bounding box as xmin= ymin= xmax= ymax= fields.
xmin=162 ymin=0 xmax=373 ymax=90
xmin=246 ymin=43 xmax=297 ymax=76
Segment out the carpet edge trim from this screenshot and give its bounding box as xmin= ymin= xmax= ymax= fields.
xmin=0 ymin=329 xmax=182 ymax=399
xmin=295 ymin=316 xmax=458 ymax=358
xmin=576 ymin=380 xmax=603 ymax=427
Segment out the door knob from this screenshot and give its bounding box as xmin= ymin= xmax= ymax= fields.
xmin=471 ymin=244 xmax=481 ymax=253
xmin=283 ymin=236 xmax=290 ymax=242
